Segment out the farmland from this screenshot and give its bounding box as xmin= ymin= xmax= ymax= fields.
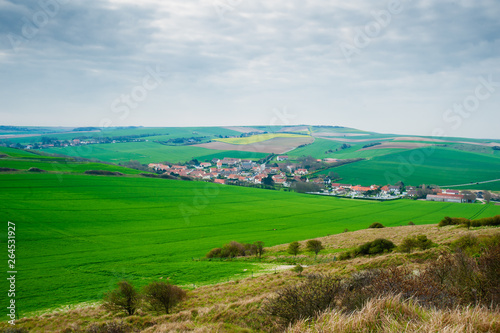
xmin=322 ymin=147 xmax=500 ymax=188
xmin=214 ymin=133 xmax=309 ymax=145
xmin=1 ymin=172 xmax=500 ymax=315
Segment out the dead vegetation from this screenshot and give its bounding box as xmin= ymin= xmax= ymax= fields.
xmin=2 ymin=224 xmax=500 ymax=332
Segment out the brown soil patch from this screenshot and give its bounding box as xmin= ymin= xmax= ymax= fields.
xmin=194 ymin=136 xmax=314 ymax=154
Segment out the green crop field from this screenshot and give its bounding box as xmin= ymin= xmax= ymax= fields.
xmin=321 ymin=147 xmax=500 ymax=188
xmin=1 ymin=172 xmax=500 ymax=315
xmin=42 ymin=141 xmax=268 ymax=164
xmin=214 ymin=133 xmax=308 ymax=145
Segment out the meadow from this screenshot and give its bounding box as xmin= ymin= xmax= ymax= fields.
xmin=1 ymin=172 xmax=500 ymax=315
xmin=214 ymin=133 xmax=308 ymax=145
xmin=322 ymin=147 xmax=500 ymax=188
xmin=42 ymin=141 xmax=268 ymax=164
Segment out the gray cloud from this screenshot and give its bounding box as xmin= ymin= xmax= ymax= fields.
xmin=0 ymin=0 xmax=499 ymax=138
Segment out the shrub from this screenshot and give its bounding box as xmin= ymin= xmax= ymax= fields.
xmin=368 ymin=222 xmax=384 ymax=228
xmin=84 ymin=170 xmax=123 ymax=176
xmin=103 ymin=281 xmax=140 ymax=316
xmin=355 ymin=238 xmax=395 ymax=256
xmin=408 ymin=221 xmax=415 ymax=225
xmin=306 ymin=240 xmax=324 ymax=256
xmin=292 ymin=264 xmax=304 ymax=276
xmin=221 ymin=241 xmax=246 ymax=258
xmin=0 ymin=167 xmax=18 ymax=172
xmin=399 ymin=235 xmax=434 ymax=253
xmin=206 ymin=247 xmax=222 ymax=259
xmin=27 ymin=167 xmax=46 ymax=172
xmin=262 ymin=274 xmax=342 ymax=326
xmin=287 ymin=241 xmax=301 ymax=256
xmin=142 ymin=281 xmax=187 ymax=314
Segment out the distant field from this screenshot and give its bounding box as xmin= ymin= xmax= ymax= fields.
xmin=1 ymin=173 xmax=500 ymax=315
xmin=195 ymin=136 xmax=314 ymax=154
xmin=321 ymin=147 xmax=500 ymax=188
xmin=42 ymin=141 xmax=269 ymax=164
xmin=214 ymin=133 xmax=309 ymax=145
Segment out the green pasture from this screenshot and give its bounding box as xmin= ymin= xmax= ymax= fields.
xmin=41 ymin=141 xmax=268 ymax=164
xmin=321 ymin=147 xmax=500 ymax=188
xmin=1 ymin=173 xmax=500 ymax=315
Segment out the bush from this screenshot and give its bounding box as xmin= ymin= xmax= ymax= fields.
xmin=399 ymin=235 xmax=434 ymax=253
xmin=262 ymin=275 xmax=342 ymax=326
xmin=408 ymin=221 xmax=415 ymax=225
xmin=0 ymin=167 xmax=18 ymax=172
xmin=288 ymin=241 xmax=301 ymax=256
xmin=206 ymin=247 xmax=222 ymax=259
xmin=27 ymin=167 xmax=46 ymax=172
xmin=368 ymin=222 xmax=385 ymax=228
xmin=84 ymin=170 xmax=123 ymax=176
xmin=306 ymin=240 xmax=324 ymax=256
xmin=355 ymin=238 xmax=395 ymax=256
xmin=86 ymin=321 xmax=131 ymax=333
xmin=142 ymin=281 xmax=187 ymax=314
xmin=103 ymin=281 xmax=140 ymax=316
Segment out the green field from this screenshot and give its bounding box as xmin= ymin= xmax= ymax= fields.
xmin=1 ymin=172 xmax=500 ymax=315
xmin=41 ymin=141 xmax=269 ymax=164
xmin=214 ymin=133 xmax=309 ymax=145
xmin=321 ymin=147 xmax=500 ymax=188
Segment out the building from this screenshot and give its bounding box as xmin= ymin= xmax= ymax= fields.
xmin=296 ymin=169 xmax=308 ymax=175
xmin=277 ymin=155 xmax=289 ymax=161
xmin=426 ymin=194 xmax=464 ymax=203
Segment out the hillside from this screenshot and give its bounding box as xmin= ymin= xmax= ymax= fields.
xmin=1 ymin=170 xmax=500 ymax=316
xmin=2 ymin=223 xmax=499 ymax=332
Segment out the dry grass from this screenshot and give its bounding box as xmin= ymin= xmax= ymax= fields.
xmin=287 ymin=295 xmax=500 ymax=333
xmin=268 ymin=224 xmax=500 ymax=253
xmin=3 ymin=224 xmax=499 ymax=332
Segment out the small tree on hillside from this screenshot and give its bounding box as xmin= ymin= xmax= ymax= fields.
xmin=254 ymin=241 xmax=265 ymax=259
xmin=306 ymin=240 xmax=324 ymax=258
xmin=369 ymin=222 xmax=385 ymax=229
xmin=143 ymin=281 xmax=187 ymax=314
xmin=103 ymin=280 xmax=140 ymax=316
xmin=484 ymin=191 xmax=492 ymax=204
xmin=288 ymin=241 xmax=301 ymax=256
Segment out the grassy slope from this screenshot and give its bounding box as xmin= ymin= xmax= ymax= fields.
xmin=322 ymin=147 xmax=500 ymax=187
xmin=1 ymin=173 xmax=500 ymax=315
xmin=42 ymin=141 xmax=269 ymax=164
xmin=3 ymin=223 xmax=500 ymax=332
xmin=214 ymin=133 xmax=308 ymax=145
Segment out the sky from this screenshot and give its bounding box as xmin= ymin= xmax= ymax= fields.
xmin=1 ymin=0 xmax=499 ymax=139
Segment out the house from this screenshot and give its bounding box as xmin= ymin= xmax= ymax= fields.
xmin=296 ymin=169 xmax=308 ymax=175
xmin=214 ymin=179 xmax=226 ymax=185
xmin=442 ymin=189 xmax=460 ymax=195
xmin=389 ymin=185 xmax=401 ymax=194
xmin=406 ymin=186 xmax=417 ymax=191
xmin=241 ymin=161 xmax=254 ymax=170
xmin=407 ymin=190 xmax=418 ymax=197
xmin=277 ymin=155 xmax=289 ymax=161
xmin=339 ymin=184 xmax=352 ymax=189
xmin=221 ymin=158 xmax=241 ymax=166
xmin=212 ymin=158 xmax=220 ymax=164
xmin=426 ymin=194 xmax=464 ymax=203
xmin=200 ymin=162 xmax=211 ymax=168
xmin=351 ymin=185 xmax=371 ymax=194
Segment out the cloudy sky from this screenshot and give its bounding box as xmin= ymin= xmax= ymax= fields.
xmin=1 ymin=0 xmax=499 ymax=138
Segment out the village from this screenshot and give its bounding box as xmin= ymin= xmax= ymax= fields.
xmin=148 ymin=156 xmax=486 ymax=204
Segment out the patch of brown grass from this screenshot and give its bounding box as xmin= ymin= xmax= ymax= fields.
xmin=287 ymin=295 xmax=500 ymax=333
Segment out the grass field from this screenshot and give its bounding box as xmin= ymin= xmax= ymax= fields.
xmin=1 ymin=172 xmax=500 ymax=315
xmin=320 ymin=147 xmax=500 ymax=188
xmin=214 ymin=133 xmax=309 ymax=145
xmin=41 ymin=141 xmax=268 ymax=164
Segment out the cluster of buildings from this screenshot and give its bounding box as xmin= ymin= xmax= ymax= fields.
xmin=148 ymin=157 xmax=309 ymax=186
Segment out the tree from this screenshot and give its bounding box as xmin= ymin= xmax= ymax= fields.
xmin=292 ymin=264 xmax=304 ymax=276
xmin=306 ymin=240 xmax=324 ymax=258
xmin=462 ymin=191 xmax=477 ymax=203
xmin=262 ymin=175 xmax=275 ymax=186
xmin=103 ymin=280 xmax=140 ymax=316
xmin=368 ymin=222 xmax=385 ymax=229
xmin=254 ymin=241 xmax=265 ymax=259
xmin=143 ymin=281 xmax=187 ymax=314
xmin=484 ymin=191 xmax=492 ymax=204
xmin=288 ymin=241 xmax=301 ymax=256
